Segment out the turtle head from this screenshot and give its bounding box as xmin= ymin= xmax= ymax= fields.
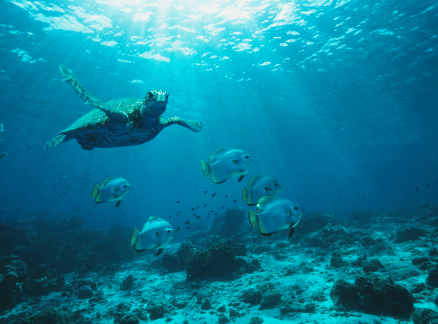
xmin=141 ymin=90 xmax=169 ymax=116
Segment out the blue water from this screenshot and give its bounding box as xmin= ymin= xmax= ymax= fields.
xmin=0 ymin=0 xmax=437 ymax=233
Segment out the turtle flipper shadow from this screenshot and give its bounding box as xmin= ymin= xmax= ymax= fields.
xmin=159 ymin=116 xmax=202 ymax=132
xmin=59 ymin=65 xmax=128 ymax=122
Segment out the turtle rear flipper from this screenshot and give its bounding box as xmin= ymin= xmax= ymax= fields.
xmin=44 ymin=134 xmax=69 ymax=149
xmin=59 ymin=65 xmax=128 ymax=122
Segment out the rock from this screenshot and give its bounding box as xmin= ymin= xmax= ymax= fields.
xmin=362 ymin=259 xmax=384 ymax=273
xmin=280 ymin=302 xmax=315 ymax=314
xmin=229 ymin=309 xmax=240 ymax=317
xmin=248 ymin=317 xmax=264 ymax=324
xmin=114 ymin=303 xmax=131 ymax=323
xmin=76 ymin=285 xmax=94 ymax=299
xmin=146 ymin=297 xmax=167 ymax=320
xmin=413 ymin=257 xmax=429 ymax=266
xmin=427 ymin=266 xmax=438 ymax=288
xmin=411 ymin=308 xmax=438 ymax=324
xmin=330 ymin=279 xmax=359 ymax=310
xmin=241 ymin=288 xmax=263 ymax=305
xmin=434 ymin=291 xmax=438 ymax=307
xmin=201 ymin=299 xmax=212 ymax=310
xmin=120 ymin=274 xmax=134 ymax=291
xmin=0 ymin=272 xmax=19 ymax=310
xmin=411 ymin=283 xmax=426 ymax=293
xmin=330 ymin=256 xmax=348 ymax=268
xmin=259 ymin=289 xmax=282 ymax=309
xmin=253 ymin=245 xmax=270 ymax=254
xmin=394 ymin=227 xmax=429 ymax=243
xmin=118 ymin=313 xmax=140 ymax=324
xmin=218 ymin=314 xmax=230 ymax=323
xmin=355 ymin=275 xmax=414 ymax=316
xmin=430 ymin=248 xmax=438 ymax=257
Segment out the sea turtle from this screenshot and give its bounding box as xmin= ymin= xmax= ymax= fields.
xmin=44 ymin=65 xmax=202 ymax=151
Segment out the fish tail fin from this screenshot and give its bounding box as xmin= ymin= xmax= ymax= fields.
xmin=242 ymin=188 xmax=248 ymax=203
xmin=131 ymin=227 xmax=140 ymax=249
xmin=201 ymin=160 xmax=211 ymax=177
xmin=90 ymin=184 xmax=100 ymax=200
xmin=248 ymin=209 xmax=258 ymax=230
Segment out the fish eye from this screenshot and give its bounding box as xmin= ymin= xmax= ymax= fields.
xmin=123 ymin=185 xmax=127 ymax=187
xmin=294 ymin=206 xmax=299 ymax=210
xmin=166 ymin=230 xmax=171 ymax=233
xmin=245 ymin=155 xmax=249 ymax=158
xmin=274 ymin=184 xmax=278 ymax=186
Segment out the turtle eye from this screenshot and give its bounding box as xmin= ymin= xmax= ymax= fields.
xmin=147 ymin=92 xmax=154 ymax=100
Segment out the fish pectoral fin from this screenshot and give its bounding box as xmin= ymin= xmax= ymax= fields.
xmin=232 ymin=160 xmax=240 ymax=164
xmin=288 ymin=226 xmax=296 ymax=239
xmin=131 ymin=228 xmax=140 ymax=246
xmin=115 ymin=200 xmax=121 ymax=207
xmin=156 ymin=248 xmax=164 ymax=256
xmin=248 ymin=209 xmax=258 ymax=230
xmin=264 ymin=187 xmax=271 ymax=192
xmin=260 ymin=231 xmax=277 ymax=237
xmin=238 ymin=175 xmax=245 ymax=182
xmin=155 ymin=231 xmax=160 ymax=237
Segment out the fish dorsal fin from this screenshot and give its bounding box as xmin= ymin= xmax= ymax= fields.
xmin=102 ymin=177 xmax=118 ymax=187
xmin=209 ymin=149 xmax=227 ymax=163
xmin=142 ymin=216 xmax=160 ymax=231
xmin=258 ymin=196 xmax=277 ymax=206
xmin=248 ymin=175 xmax=264 ymax=189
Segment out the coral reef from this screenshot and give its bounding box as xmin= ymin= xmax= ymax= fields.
xmin=185 ymin=239 xmax=253 ymax=280
xmin=330 ymin=275 xmax=414 ymax=317
xmin=162 ymin=242 xmax=195 ymax=272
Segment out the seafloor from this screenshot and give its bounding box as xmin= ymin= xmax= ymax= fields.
xmin=1 ymin=204 xmax=438 ymax=324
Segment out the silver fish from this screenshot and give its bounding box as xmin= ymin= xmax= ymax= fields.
xmin=249 ymin=196 xmax=303 ymax=238
xmin=90 ymin=177 xmax=130 ymax=207
xmin=131 ymin=216 xmax=174 ymax=256
xmin=242 ymin=175 xmax=281 ymax=206
xmin=201 ymin=149 xmax=253 ymax=183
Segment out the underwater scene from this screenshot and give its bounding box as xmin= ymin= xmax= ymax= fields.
xmin=1 ymin=0 xmax=438 ymax=323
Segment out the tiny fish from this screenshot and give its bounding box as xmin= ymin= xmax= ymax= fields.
xmin=176 ymin=227 xmax=181 ymax=232
xmin=201 ymin=149 xmax=253 ymax=183
xmin=0 ymin=152 xmax=7 ymax=163
xmin=91 ymin=177 xmax=130 ymax=207
xmin=233 ymin=200 xmax=237 ymax=203
xmin=212 ymin=193 xmax=216 ymax=197
xmin=196 ymin=216 xmax=200 ymax=219
xmin=185 ymin=221 xmax=190 ymax=224
xmin=204 ymin=191 xmax=208 ymax=193
xmin=204 ymin=204 xmax=207 ymax=207
xmin=187 ymin=227 xmax=190 ymax=230
xmin=176 ymin=201 xmax=180 ymax=203
xmin=191 ymin=208 xmax=195 ymax=211
xmin=225 ymin=195 xmax=228 ymax=198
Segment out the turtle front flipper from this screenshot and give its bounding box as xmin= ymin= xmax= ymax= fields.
xmin=44 ymin=134 xmax=70 ymax=149
xmin=159 ymin=116 xmax=203 ymax=132
xmin=59 ymin=65 xmax=128 ymax=122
